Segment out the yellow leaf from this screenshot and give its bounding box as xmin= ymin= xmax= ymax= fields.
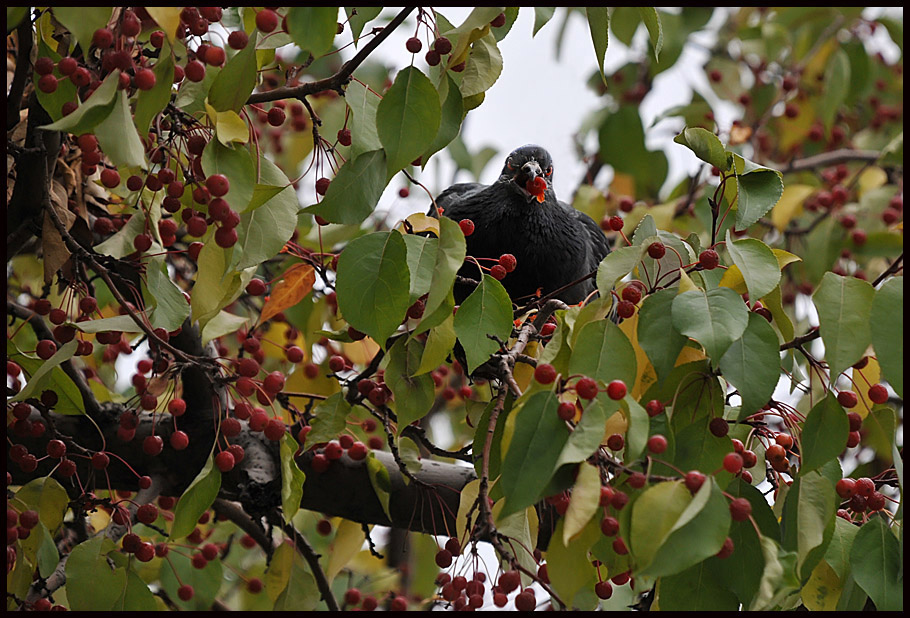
xmin=776 ymin=102 xmax=814 ymax=152
xmin=803 ymin=38 xmax=837 ymax=84
xmin=603 ymin=409 xmax=629 ymax=443
xmin=563 ymin=463 xmax=602 ymax=545
xmin=206 ymin=102 xmax=249 ymax=145
xmin=801 ymin=559 xmax=842 ymax=611
xmin=677 ymin=268 xmax=698 ymax=293
xmin=259 ymin=264 xmax=316 ymax=325
xmin=610 ymin=172 xmax=636 ymax=200
xmin=648 ymin=202 xmax=677 ymax=231
xmin=719 ymin=264 xmax=747 ymax=295
xmin=618 ymin=309 xmax=651 ymax=399
xmin=326 ymin=519 xmax=366 ymax=584
xmin=857 ymin=167 xmax=887 ymax=197
xmin=343 ymin=337 xmax=380 ymax=366
xmin=145 ymin=7 xmax=183 ymax=40
xmin=675 ymin=345 xmax=707 ymax=366
xmin=266 ymin=543 xmax=294 ymax=602
xmin=456 ymin=479 xmax=481 ymax=540
xmin=401 ymin=213 xmax=440 ymax=235
xmin=771 ymin=248 xmax=802 ymax=269
xmin=512 ymin=340 xmax=538 ymax=393
xmin=771 ymin=185 xmax=815 ymax=232
xmin=851 ymin=355 xmax=880 ymax=419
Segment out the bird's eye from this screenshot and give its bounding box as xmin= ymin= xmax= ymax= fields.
xmin=545 ymin=166 xmax=553 ymax=176
xmin=506 ymin=159 xmax=513 ymax=170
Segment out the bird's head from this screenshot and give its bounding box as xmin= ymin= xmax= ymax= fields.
xmin=499 ymin=145 xmax=554 ymax=204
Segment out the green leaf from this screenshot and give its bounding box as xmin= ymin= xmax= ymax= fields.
xmin=813 ymin=272 xmax=875 ymax=379
xmin=500 ymin=390 xmax=570 ymax=517
xmin=66 ymin=536 xmax=122 ymax=611
xmin=305 ymin=149 xmax=387 ymax=225
xmin=235 ymin=156 xmax=299 ymax=270
xmin=159 ymin=545 xmax=224 ymax=610
xmin=671 ymin=419 xmax=728 ymax=475
xmin=19 ymin=521 xmax=58 ymax=578
xmin=460 ymin=33 xmax=502 ymax=97
xmin=403 ymin=234 xmax=439 ymax=304
xmin=208 ymin=40 xmax=258 ymax=112
xmin=336 ymin=230 xmax=410 ymax=346
xmin=780 ymin=470 xmax=836 ymax=582
xmin=40 ymin=69 xmax=120 ymax=134
xmin=11 ymin=339 xmax=85 ymax=414
xmin=191 ymin=241 xmax=244 ymax=329
xmin=568 ymin=319 xmax=637 ymax=387
xmin=377 ymin=66 xmax=441 ymax=176
xmin=732 ymin=154 xmax=784 ymax=230
xmin=134 ymin=41 xmax=175 ymax=135
xmin=145 ymin=255 xmax=191 ymax=331
xmin=346 ymin=7 xmax=382 ymax=43
xmin=672 ymin=287 xmax=750 ymax=363
xmin=201 ymin=139 xmax=256 ymax=213
xmin=638 ymin=7 xmax=663 ymax=60
xmin=659 ymin=559 xmax=741 ymax=610
xmin=598 ymin=106 xmax=668 ymax=197
xmin=14 ymin=476 xmax=70 ymax=532
xmin=638 ymin=288 xmax=688 ymax=381
xmin=762 ymin=284 xmax=794 ymax=343
xmin=870 ymin=277 xmax=902 ymax=397
xmin=113 ymin=567 xmax=158 ymax=611
xmin=585 ymin=7 xmax=609 ymax=85
xmin=285 ymin=7 xmax=339 ymax=59
xmin=171 ymin=454 xmax=222 ymax=540
xmin=384 ymin=337 xmax=435 ymax=431
xmin=725 ymin=233 xmax=781 ymax=301
xmin=749 ymin=536 xmax=801 ymax=610
xmin=201 ymin=310 xmax=249 ymax=345
xmin=306 ymin=392 xmax=351 ymax=446
xmin=800 ymin=394 xmax=849 ymax=474
xmin=532 ymin=7 xmax=556 ymax=36
xmin=345 ymin=80 xmax=383 ymax=157
xmin=453 ymin=274 xmax=514 ymax=372
xmin=563 ymin=463 xmax=601 ymax=545
xmin=850 ymin=516 xmax=902 ymax=611
xmin=556 ymin=395 xmax=617 ymax=468
xmin=423 ymin=74 xmax=464 ymax=164
xmin=415 ymin=315 xmax=457 ymax=376
xmin=674 ymin=127 xmax=731 ymax=172
xmin=365 ymin=452 xmax=393 ymax=520
xmin=719 ymin=312 xmax=781 ymax=418
xmin=622 ymin=395 xmax=651 ymax=464
xmin=52 ymin=7 xmax=111 ymax=60
xmin=280 ymin=434 xmax=306 ymax=521
xmin=629 ymin=481 xmax=690 ymax=571
xmin=595 ymin=243 xmax=648 ymax=296
xmin=636 ymin=478 xmax=731 ymax=578
xmin=7 ymin=7 xmax=28 ymax=32
xmin=547 ymin=515 xmax=600 ymax=603
xmin=417 ymin=216 xmax=466 ymax=332
xmin=820 ymin=48 xmax=850 ymax=130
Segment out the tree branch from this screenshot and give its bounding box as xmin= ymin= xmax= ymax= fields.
xmin=246 ymin=7 xmax=417 ymax=105
xmin=777 ymin=148 xmax=881 ymax=174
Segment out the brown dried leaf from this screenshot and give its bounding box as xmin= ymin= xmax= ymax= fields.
xmin=42 ymin=180 xmax=76 ymax=284
xmin=259 ymin=263 xmax=316 ymax=325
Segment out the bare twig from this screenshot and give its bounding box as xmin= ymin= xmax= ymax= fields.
xmin=266 ymin=511 xmax=340 ymax=611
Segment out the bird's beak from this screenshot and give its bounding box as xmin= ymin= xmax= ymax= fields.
xmin=512 ymin=161 xmax=547 ymax=203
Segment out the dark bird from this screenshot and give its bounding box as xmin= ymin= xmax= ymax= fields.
xmin=432 ymin=145 xmax=610 ymax=305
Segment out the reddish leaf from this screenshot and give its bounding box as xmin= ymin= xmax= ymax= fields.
xmin=259 ymin=263 xmax=316 ymax=325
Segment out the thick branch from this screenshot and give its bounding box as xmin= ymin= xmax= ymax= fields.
xmin=777 ymin=148 xmax=882 ymax=174
xmin=7 ymin=11 xmax=33 ymax=130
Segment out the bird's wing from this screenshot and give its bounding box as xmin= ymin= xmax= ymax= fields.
xmin=568 ymin=204 xmax=611 ymax=272
xmin=428 ymin=182 xmax=487 ymax=218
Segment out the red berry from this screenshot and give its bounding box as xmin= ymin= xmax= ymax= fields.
xmin=729 ymin=497 xmax=752 ymax=521
xmin=867 ymin=384 xmax=888 ymax=404
xmin=315 ymin=177 xmax=331 ymax=195
xmin=606 ymin=380 xmax=626 ymax=400
xmin=595 ymin=580 xmax=613 ymax=600
xmin=406 ymin=37 xmax=422 ymax=53
xmin=205 ymin=174 xmax=230 ymax=197
xmin=92 ymin=452 xmax=110 ymax=469
xmin=617 ymin=299 xmax=635 ymax=318
xmin=606 ymin=434 xmax=624 ymax=451
xmin=847 ymin=412 xmax=862 ymax=432
xmin=647 ymin=242 xmax=666 ymax=259
xmin=716 ymin=536 xmax=735 ymax=559
xmin=699 ymin=249 xmax=719 ymax=270
xmin=557 ymin=402 xmax=576 ymax=421
xmin=837 ymin=391 xmax=858 ymax=408
xmin=425 ymin=50 xmax=441 ymax=66
xmin=134 ymin=68 xmax=156 ymax=91
xmin=490 ymin=264 xmax=507 ymax=280
xmin=215 ymin=226 xmax=238 ymax=248
xmin=37 ymin=74 xmax=58 ymax=93
xmin=178 ymin=584 xmax=195 ymax=601
xmin=36 ymin=339 xmax=57 ymax=360
xmin=685 ymin=470 xmax=706 ymax=493
xmin=855 ymin=477 xmax=875 ymax=497
xmin=534 ymin=363 xmax=557 ymax=384
xmin=709 ymin=417 xmax=729 ymax=437
xmin=256 ymin=9 xmax=279 ymax=32
xmin=143 ymin=435 xmax=164 ymax=456
xmin=434 ymin=36 xmax=452 ymax=55
xmin=170 ymin=430 xmax=189 ymax=450
xmin=645 ymin=400 xmax=664 ymax=417
xmin=647 ymin=434 xmax=667 ymax=454
xmin=228 ymin=30 xmax=248 ymax=50
xmin=458 ymin=219 xmax=475 ymax=236
xmin=836 ymin=478 xmax=856 ymax=499
xmin=723 ymin=452 xmax=743 ymax=474
xmin=215 ymin=450 xmax=235 ymax=472
xmin=246 ymin=278 xmax=267 ymax=296
xmin=498 ymin=253 xmax=517 ymax=272
xmin=491 ymin=12 xmax=506 ymax=27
